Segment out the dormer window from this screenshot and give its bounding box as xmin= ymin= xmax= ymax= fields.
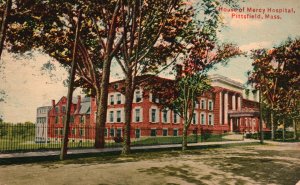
xmin=136 ymin=90 xmax=141 ymax=103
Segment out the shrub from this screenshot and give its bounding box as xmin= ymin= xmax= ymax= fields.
xmin=114 ymin=136 xmax=124 ymax=143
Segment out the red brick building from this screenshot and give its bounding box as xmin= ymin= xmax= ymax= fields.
xmin=46 ymin=74 xmax=266 ymax=140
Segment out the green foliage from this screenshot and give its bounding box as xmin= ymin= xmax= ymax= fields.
xmin=249 ymin=38 xmax=300 ymax=126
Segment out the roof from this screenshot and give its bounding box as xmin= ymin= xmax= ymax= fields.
xmin=78 ymin=101 xmax=91 ymax=114
xmin=209 ymin=74 xmax=244 ymax=90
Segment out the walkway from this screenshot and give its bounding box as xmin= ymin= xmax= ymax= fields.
xmin=0 ymin=139 xmax=259 ymax=159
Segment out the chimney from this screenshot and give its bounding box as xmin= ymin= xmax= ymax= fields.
xmin=52 ymin=100 xmax=55 ymax=107
xmin=76 ymin=95 xmax=81 ymax=113
xmin=175 ymin=64 xmax=182 ymax=80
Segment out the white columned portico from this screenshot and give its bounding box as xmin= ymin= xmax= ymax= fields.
xmin=224 ymin=92 xmax=228 ymax=125
xmin=219 ymin=91 xmax=223 ymax=125
xmin=232 ymin=94 xmax=236 ymax=110
xmin=237 ymin=96 xmax=241 ymax=110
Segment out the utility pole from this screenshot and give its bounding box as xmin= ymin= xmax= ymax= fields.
xmin=259 ymin=88 xmax=264 ymax=144
xmin=60 ymin=9 xmax=82 ymax=160
xmin=0 ymin=0 xmax=12 ymax=60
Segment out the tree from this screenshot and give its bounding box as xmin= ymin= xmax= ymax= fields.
xmin=112 ymin=0 xmax=195 ymax=155
xmin=0 ymin=0 xmax=12 ymax=59
xmin=2 ymin=0 xmax=124 ymax=148
xmin=249 ymin=38 xmax=300 ymax=140
xmin=148 ymin=32 xmax=241 ymax=150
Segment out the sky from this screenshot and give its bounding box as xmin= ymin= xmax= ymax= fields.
xmin=0 ymin=0 xmax=299 ymax=123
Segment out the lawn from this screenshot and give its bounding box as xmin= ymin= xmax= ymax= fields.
xmin=0 ymin=142 xmax=299 ymax=185
xmin=0 ymin=133 xmax=243 ymax=153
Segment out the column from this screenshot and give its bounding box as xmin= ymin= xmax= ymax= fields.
xmin=219 ymin=91 xmax=223 ymax=125
xmin=232 ymin=94 xmax=236 ymax=110
xmin=224 ymin=92 xmax=228 ymax=125
xmin=230 ymin=118 xmax=233 ymax=132
xmin=237 ymin=96 xmax=241 ymax=110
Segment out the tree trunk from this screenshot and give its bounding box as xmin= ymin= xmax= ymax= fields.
xmin=0 ymin=0 xmax=12 ymax=59
xmin=259 ymin=89 xmax=264 ymax=144
xmin=293 ymin=119 xmax=298 ymax=140
xmin=270 ymin=111 xmax=275 ymax=140
xmin=182 ymin=125 xmax=188 ymax=151
xmin=95 ymin=57 xmax=112 ymax=148
xmin=122 ymin=75 xmax=134 ymax=155
xmin=60 ymin=10 xmax=82 ymax=160
xmin=282 ymin=120 xmax=285 ymax=142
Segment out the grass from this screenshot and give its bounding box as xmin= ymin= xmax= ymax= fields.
xmin=1 ymin=133 xmax=241 ymax=153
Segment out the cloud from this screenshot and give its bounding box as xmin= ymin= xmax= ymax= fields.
xmin=240 ymin=41 xmax=272 ymax=52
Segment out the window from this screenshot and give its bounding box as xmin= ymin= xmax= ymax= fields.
xmin=110 ymin=128 xmax=115 ymax=137
xmin=173 ymin=129 xmax=178 ymax=136
xmin=201 ymin=114 xmax=205 ymax=125
xmin=109 ymin=111 xmax=114 ymax=122
xmin=151 ymin=109 xmax=156 ymax=122
xmin=136 ymin=90 xmax=141 ymax=103
xmin=163 ymin=129 xmax=168 ymax=136
xmin=113 ymin=83 xmax=119 ymax=89
xmin=55 ymin=128 xmax=59 ymax=136
xmin=135 ymin=109 xmax=141 ymax=122
xmin=105 ymin=128 xmax=108 ymax=137
xmin=162 ymin=110 xmax=168 ymax=123
xmin=150 ymin=129 xmax=157 ymax=136
xmin=117 ymin=128 xmax=122 ymax=137
xmin=110 ymin=95 xmax=114 ymax=105
xmin=194 ymin=101 xmax=198 ymax=109
xmin=62 ymin=116 xmax=66 ymax=124
xmin=201 ymin=99 xmax=206 ymax=109
xmin=80 ymin=115 xmax=85 ymax=124
xmin=135 ymin=129 xmax=141 ymax=138
xmin=192 ymin=113 xmax=196 ymax=124
xmin=116 ymin=111 xmax=121 ymax=122
xmin=117 ymin=94 xmax=121 ymax=104
xmin=60 ymin=129 xmax=63 ymax=136
xmin=208 ymin=114 xmax=213 ymax=125
xmin=173 ymin=111 xmax=178 ymax=123
xmin=72 ymin=128 xmax=76 ymax=135
xmin=55 ymin=106 xmax=59 ymax=113
xmin=79 ymin=128 xmax=85 ymax=137
xmin=55 ymin=116 xmax=58 ymax=124
xmin=208 ymin=101 xmax=213 ymax=111
xmin=62 ymin=106 xmax=66 ymax=113
xmin=70 ymin=115 xmax=74 ymax=123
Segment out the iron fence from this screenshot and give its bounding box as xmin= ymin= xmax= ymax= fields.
xmin=0 ymin=123 xmax=244 ymax=153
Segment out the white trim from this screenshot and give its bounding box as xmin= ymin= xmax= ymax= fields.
xmin=200 ymin=112 xmax=206 ymax=125
xmin=208 ymin=113 xmax=214 ymax=125
xmin=208 ymin=99 xmax=214 ymax=111
xmin=133 ymin=107 xmax=143 ymax=122
xmin=149 ymin=106 xmax=159 ymax=123
xmin=232 ymin=95 xmax=236 ymax=110
xmin=133 ymin=88 xmax=143 ymax=103
xmin=192 ymin=112 xmax=198 ymax=125
xmin=200 ymin=98 xmax=206 ymax=109
xmin=224 ymin=92 xmax=228 ymax=125
xmin=173 ymin=111 xmax=180 ymax=124
xmin=161 ymin=109 xmax=170 ymax=123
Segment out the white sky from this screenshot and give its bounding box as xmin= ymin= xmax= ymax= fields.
xmin=0 ymin=0 xmax=299 ymax=123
